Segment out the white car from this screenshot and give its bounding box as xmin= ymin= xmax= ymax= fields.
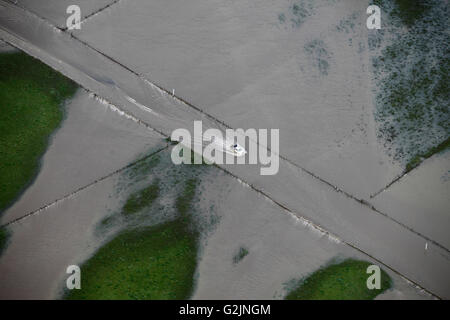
xmin=230 ymin=144 xmax=246 ymax=157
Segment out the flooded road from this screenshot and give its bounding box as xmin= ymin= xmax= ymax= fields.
xmin=3 ymin=0 xmax=118 ymax=28
xmin=193 ymin=169 xmax=431 ymax=299
xmin=74 ymin=0 xmax=399 ymax=199
xmin=0 ymin=148 xmax=432 ymax=300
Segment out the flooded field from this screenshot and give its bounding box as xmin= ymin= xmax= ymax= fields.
xmin=0 ymin=0 xmax=448 ymax=300
xmin=0 ymin=146 xmax=432 ymax=299
xmin=372 ymin=149 xmax=450 ymax=249
xmin=74 ymin=0 xmax=399 ymax=199
xmin=1 ymin=90 xmax=165 ymax=224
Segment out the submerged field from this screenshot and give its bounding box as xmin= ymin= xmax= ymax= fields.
xmin=285 ymin=259 xmax=391 ymax=300
xmin=0 ymin=51 xmax=78 ymax=212
xmin=371 ymin=0 xmax=449 ymax=171
xmin=0 ymin=1 xmax=443 ymax=299
xmin=65 ymin=152 xmax=203 ymax=300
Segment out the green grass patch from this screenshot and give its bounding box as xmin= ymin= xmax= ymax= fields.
xmin=285 ymin=259 xmax=391 ymax=300
xmin=66 ymin=173 xmax=201 ymax=299
xmin=406 ymin=137 xmax=450 ymax=172
xmin=122 ymin=179 xmax=160 ymax=215
xmin=65 ymin=218 xmax=198 ymax=300
xmin=0 ymin=52 xmax=78 ymax=212
xmin=233 ymin=246 xmax=249 ymax=264
xmin=0 ymin=226 xmax=10 ymax=256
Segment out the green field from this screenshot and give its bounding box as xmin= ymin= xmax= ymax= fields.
xmin=65 ymin=178 xmax=200 ymax=299
xmin=0 ymin=52 xmax=78 ymax=213
xmin=285 ymin=259 xmax=392 ymax=300
xmin=65 ymin=218 xmax=198 ymax=300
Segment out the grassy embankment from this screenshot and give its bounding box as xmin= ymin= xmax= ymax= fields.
xmin=65 ymin=177 xmax=200 ymax=299
xmin=0 ymin=51 xmax=78 ymax=213
xmin=285 ymin=259 xmax=391 ymax=300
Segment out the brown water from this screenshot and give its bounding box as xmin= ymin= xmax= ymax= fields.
xmin=0 ymin=0 xmax=448 ymax=298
